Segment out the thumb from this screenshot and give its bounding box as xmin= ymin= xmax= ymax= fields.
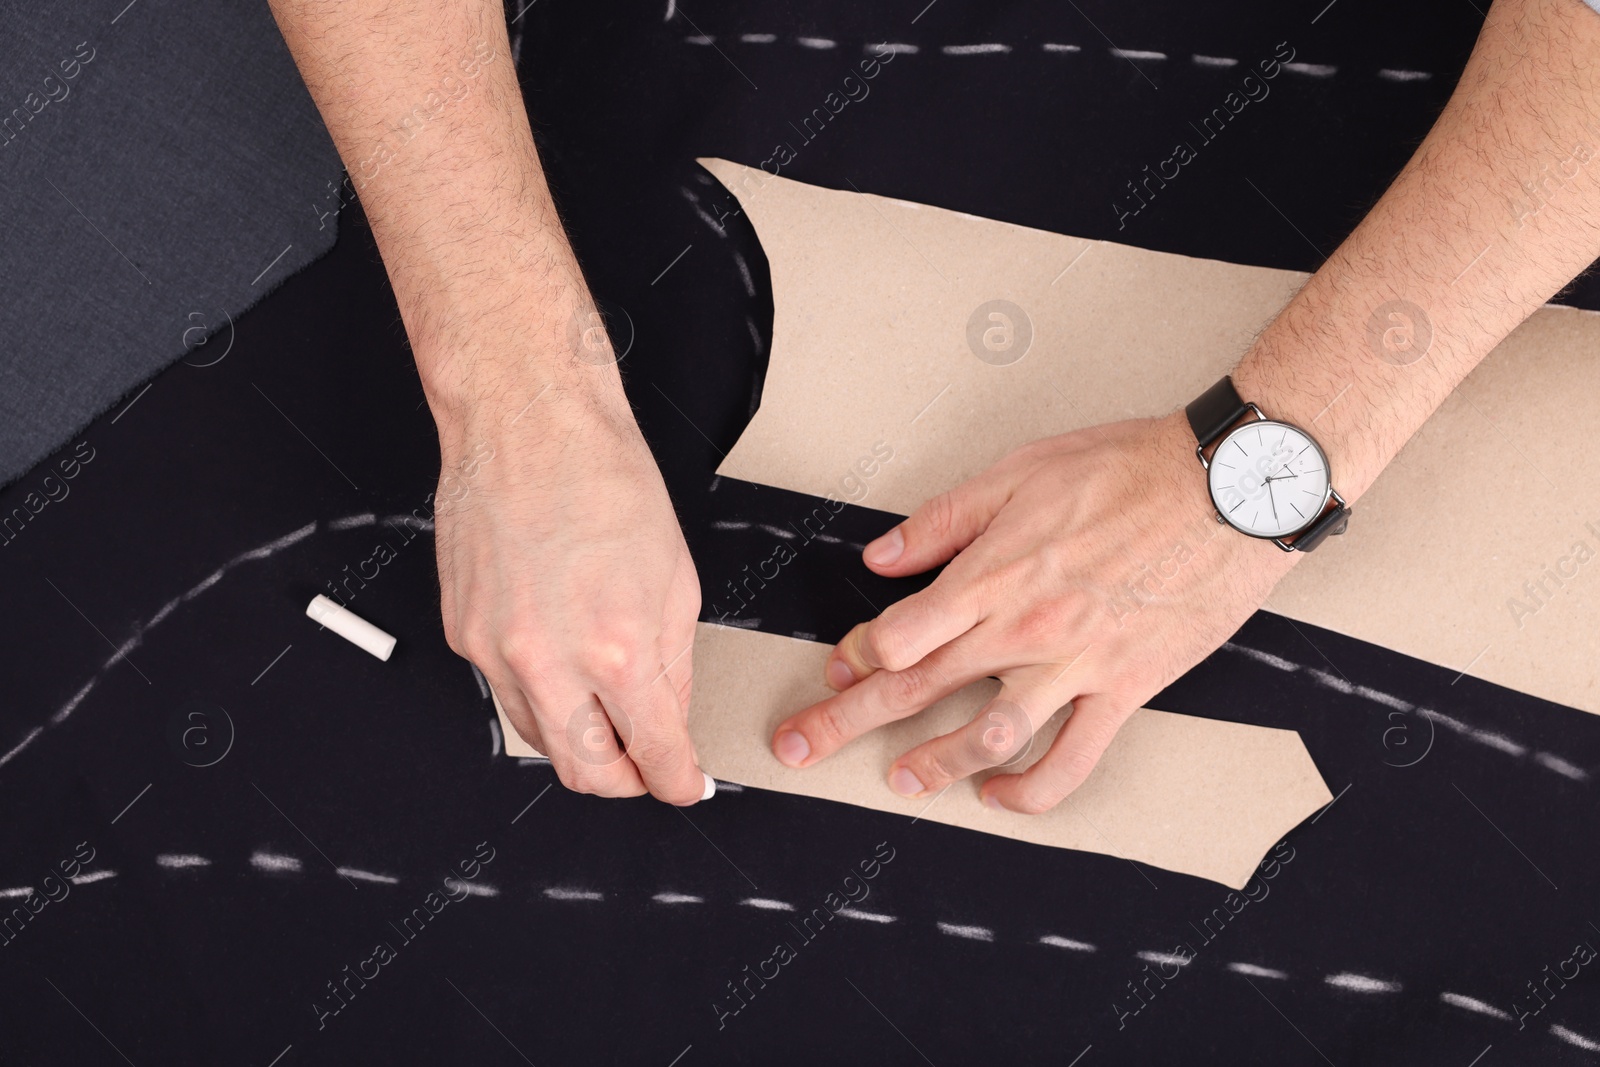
xmin=863 ymin=478 xmax=1010 ymax=576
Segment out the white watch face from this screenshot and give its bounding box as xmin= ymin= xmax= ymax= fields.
xmin=1208 ymin=420 xmax=1332 ymax=539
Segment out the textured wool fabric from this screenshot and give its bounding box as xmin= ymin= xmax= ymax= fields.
xmin=0 ymin=0 xmax=342 ymax=488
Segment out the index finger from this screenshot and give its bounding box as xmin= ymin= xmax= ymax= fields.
xmin=605 ymin=668 xmax=712 ymax=806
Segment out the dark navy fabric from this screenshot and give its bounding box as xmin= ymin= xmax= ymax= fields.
xmin=2 ymin=2 xmax=1598 ymax=1063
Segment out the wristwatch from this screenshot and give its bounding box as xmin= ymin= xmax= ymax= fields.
xmin=1185 ymin=376 xmax=1351 ymax=552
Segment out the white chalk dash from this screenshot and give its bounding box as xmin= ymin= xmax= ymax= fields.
xmin=1039 ymin=935 xmax=1097 ymax=952
xmin=1325 ymin=972 xmax=1401 ymax=993
xmin=1552 ymin=1024 xmax=1600 ymax=1052
xmin=69 ymin=870 xmax=116 ymax=885
xmin=1192 ymin=54 xmax=1239 ymax=68
xmin=1041 ymin=43 xmax=1081 ymax=53
xmin=1440 ymin=992 xmax=1511 ymax=1021
xmin=835 ymin=908 xmax=897 ymax=924
xmin=329 ymin=513 xmax=376 ymax=530
xmin=1283 ymin=61 xmax=1338 ymax=77
xmin=0 ymin=887 xmax=35 ymax=899
xmin=156 ymin=854 xmax=212 ymax=870
xmin=1110 ymin=48 xmax=1167 ymax=61
xmin=943 ymin=43 xmax=1011 ymax=55
xmin=872 ymin=42 xmax=919 ymax=55
xmin=447 ymin=879 xmax=500 ymax=898
xmin=337 ymin=867 xmax=400 ymax=885
xmin=544 ymin=887 xmax=602 ymax=902
xmin=250 ymin=851 xmax=303 ymax=874
xmin=1222 ymin=642 xmax=1300 ymax=673
xmin=1535 ymin=752 xmax=1589 ymax=781
xmin=741 ymin=897 xmax=795 ymax=911
xmin=653 ymin=892 xmax=704 ymax=905
xmin=684 ymin=35 xmax=714 ymax=46
xmin=739 ymin=33 xmax=776 ymax=43
xmin=1228 ymin=962 xmax=1288 ymax=980
xmin=937 ymin=922 xmax=994 ymax=941
xmin=1378 ymin=68 xmax=1431 ymax=82
xmin=795 ymin=36 xmax=837 ymax=50
xmin=1138 ymin=950 xmax=1193 ymax=968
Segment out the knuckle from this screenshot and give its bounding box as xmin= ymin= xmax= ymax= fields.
xmin=918 ymin=491 xmax=959 ymax=541
xmin=918 ymin=747 xmax=963 ymax=785
xmin=863 ymin=624 xmax=916 ymax=673
xmin=809 ymin=703 xmax=856 ymax=750
xmin=881 ymin=662 xmax=935 ymax=712
xmin=1010 ymin=789 xmax=1062 ymax=816
xmin=1058 ymin=744 xmax=1102 ymax=789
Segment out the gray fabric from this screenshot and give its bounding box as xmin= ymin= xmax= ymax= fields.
xmin=0 ymin=0 xmax=343 ymax=487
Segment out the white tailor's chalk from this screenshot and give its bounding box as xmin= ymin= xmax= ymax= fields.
xmin=306 ymin=595 xmax=396 ymax=661
xmin=701 ymin=772 xmax=716 ymax=801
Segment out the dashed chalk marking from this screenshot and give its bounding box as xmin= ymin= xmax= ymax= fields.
xmin=836 ymin=908 xmax=897 ymax=924
xmin=1110 ymin=48 xmax=1167 ymax=61
xmin=714 ymin=781 xmax=744 ymax=793
xmin=156 ymin=854 xmax=211 ymax=870
xmin=1472 ymin=731 xmax=1526 ymax=757
xmin=1138 ymin=950 xmax=1193 ymax=968
xmin=1283 ymin=61 xmax=1337 ymax=77
xmin=653 ymin=891 xmax=704 ymax=904
xmin=1229 ymin=962 xmax=1289 ymax=979
xmin=1378 ymin=68 xmax=1431 ymax=82
xmin=943 ymin=43 xmax=1011 ymax=55
xmin=69 ymin=870 xmax=116 ymax=885
xmin=938 ymin=922 xmax=994 ymax=941
xmin=1325 ymin=972 xmax=1401 ymax=993
xmin=1041 ymin=43 xmax=1081 ymax=53
xmin=0 ymin=886 xmax=35 ymax=899
xmin=1039 ymin=935 xmax=1097 ymax=952
xmin=1222 ymin=642 xmax=1301 ymax=673
xmin=796 ymin=36 xmax=836 ymax=49
xmin=1552 ymin=1024 xmax=1600 ymax=1052
xmin=447 ymin=879 xmax=500 ymax=898
xmin=732 ymin=251 xmax=756 ymax=297
xmin=337 ymin=867 xmax=400 ymax=885
xmin=872 ymin=42 xmax=919 ymax=55
xmin=544 ymin=887 xmax=602 ymax=902
xmin=1440 ymin=992 xmax=1511 ymax=1021
xmin=329 ymin=513 xmax=376 ymax=530
xmin=250 ymin=851 xmax=303 ymax=874
xmin=0 ymin=726 xmax=44 ymax=769
xmin=741 ymin=897 xmax=795 ymax=911
xmin=685 ymin=35 xmax=714 ymax=46
xmin=52 ymin=680 xmax=97 ymax=724
xmin=1192 ymin=54 xmax=1239 ymax=68
xmin=739 ymin=33 xmax=776 ymax=43
xmin=1535 ymin=752 xmax=1588 ymax=781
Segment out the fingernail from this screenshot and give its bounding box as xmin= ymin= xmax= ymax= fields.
xmin=826 ymin=658 xmax=857 ymax=691
xmin=863 ymin=526 xmax=905 ymax=567
xmin=775 ymin=730 xmax=810 ymax=766
xmin=889 ymin=766 xmax=925 ymax=797
xmin=701 ymin=772 xmax=716 ymax=801
xmin=982 ymin=792 xmax=1008 ymax=812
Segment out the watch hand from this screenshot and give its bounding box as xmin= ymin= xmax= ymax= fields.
xmin=1267 ymin=478 xmax=1279 ymax=524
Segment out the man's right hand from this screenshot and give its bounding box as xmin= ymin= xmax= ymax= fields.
xmin=433 ymin=337 xmax=707 ymax=804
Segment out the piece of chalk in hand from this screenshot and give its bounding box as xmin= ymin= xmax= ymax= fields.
xmin=701 ymin=772 xmax=717 ymax=801
xmin=306 ymin=595 xmax=397 ymax=661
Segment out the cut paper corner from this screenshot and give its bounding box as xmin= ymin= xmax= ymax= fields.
xmin=491 ymin=686 xmax=544 ymax=759
xmin=487 ymin=623 xmax=1331 ymax=889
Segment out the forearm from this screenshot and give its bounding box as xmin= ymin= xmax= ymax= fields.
xmin=267 ymin=0 xmax=606 ymax=426
xmin=1232 ymin=0 xmax=1600 ymax=501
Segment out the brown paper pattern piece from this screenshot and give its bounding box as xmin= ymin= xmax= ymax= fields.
xmin=701 ymin=157 xmax=1600 ymax=717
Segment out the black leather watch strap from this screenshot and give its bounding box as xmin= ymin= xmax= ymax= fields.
xmin=1288 ymin=500 xmax=1351 ymax=552
xmin=1186 ymin=376 xmax=1250 ymax=449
